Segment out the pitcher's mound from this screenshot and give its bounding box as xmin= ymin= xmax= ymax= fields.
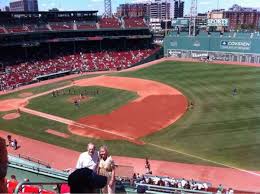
xmin=67 ymin=96 xmax=91 ymax=103
xmin=2 ymin=113 xmax=20 ymax=120
xmin=19 ymin=92 xmax=33 ymax=98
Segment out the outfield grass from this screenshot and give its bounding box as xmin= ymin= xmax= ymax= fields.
xmin=1 ymin=61 xmax=260 ymax=170
xmin=118 ymin=62 xmax=260 ymax=170
xmin=27 ymin=86 xmax=138 ymax=120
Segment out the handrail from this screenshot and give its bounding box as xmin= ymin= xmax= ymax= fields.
xmin=14 ymin=181 xmax=66 ymax=194
xmin=135 ymin=183 xmax=213 ymax=194
xmin=16 ymin=154 xmax=51 ymax=168
xmin=8 ymin=156 xmax=69 ymax=180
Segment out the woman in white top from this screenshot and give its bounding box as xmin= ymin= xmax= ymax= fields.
xmin=98 ymin=146 xmax=116 ymax=194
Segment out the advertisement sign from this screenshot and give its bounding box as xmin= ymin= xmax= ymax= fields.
xmin=220 ymin=40 xmax=251 ymax=50
xmin=168 ymin=50 xmax=182 ymax=57
xmin=207 ymin=19 xmax=229 ymax=26
xmin=191 ymin=52 xmax=208 ymax=58
xmin=172 ymin=18 xmax=189 ymax=27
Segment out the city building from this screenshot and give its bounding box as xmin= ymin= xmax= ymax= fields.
xmin=170 ymin=0 xmax=184 ymax=19
xmin=116 ymin=3 xmax=147 ymax=17
xmin=117 ymin=0 xmax=184 ymax=20
xmin=149 ymin=18 xmax=162 ymax=32
xmin=5 ymin=6 xmax=10 ymax=12
xmin=208 ymin=5 xmax=260 ymax=31
xmin=9 ymin=0 xmax=38 ymax=12
xmin=224 ymin=4 xmax=260 ymax=30
xmin=146 ymin=1 xmax=170 ymax=20
xmin=195 ymin=13 xmax=207 ymax=29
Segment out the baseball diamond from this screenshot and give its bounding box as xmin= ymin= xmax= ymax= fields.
xmin=0 ymin=9 xmax=260 ymax=194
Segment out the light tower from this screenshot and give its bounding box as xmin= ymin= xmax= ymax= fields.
xmin=104 ymin=0 xmax=112 ymax=17
xmin=189 ymin=0 xmax=198 ymax=36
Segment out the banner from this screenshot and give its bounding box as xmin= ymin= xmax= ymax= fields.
xmin=220 ymin=40 xmax=251 ymax=50
xmin=207 ymin=19 xmax=229 ymax=27
xmin=172 ymin=18 xmax=189 ymax=27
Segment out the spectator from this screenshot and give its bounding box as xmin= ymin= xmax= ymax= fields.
xmin=76 ymin=143 xmax=99 ymax=172
xmin=0 ymin=137 xmax=8 ymax=193
xmin=217 ymin=184 xmax=224 ymax=193
xmin=11 ymin=139 xmax=18 ymax=150
xmin=7 ymin=135 xmax=12 ymax=146
xmin=98 ymin=146 xmax=116 ymax=194
xmin=145 ymin=158 xmax=152 ymax=174
xmin=0 ymin=48 xmax=158 ymax=91
xmin=68 ymin=168 xmax=107 ymax=193
xmin=7 ymin=175 xmax=18 ymax=193
xmin=226 ymin=188 xmax=234 ymax=194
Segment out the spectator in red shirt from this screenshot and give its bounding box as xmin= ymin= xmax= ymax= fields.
xmin=0 ymin=137 xmax=8 ymax=193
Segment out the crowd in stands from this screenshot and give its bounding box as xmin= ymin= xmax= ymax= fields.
xmin=6 ymin=26 xmax=29 ymax=33
xmin=49 ymin=23 xmax=73 ymax=31
xmin=0 ymin=138 xmax=248 ymax=194
xmin=0 ymin=27 xmax=7 ymax=33
xmin=0 ymin=17 xmax=148 ymax=34
xmin=77 ymin=22 xmax=97 ymax=30
xmin=124 ymin=18 xmax=147 ymax=28
xmin=134 ymin=173 xmax=210 ymax=191
xmin=0 ymin=48 xmax=158 ymax=91
xmin=99 ymin=17 xmax=121 ymax=29
xmin=5 ymin=175 xmax=55 ymax=194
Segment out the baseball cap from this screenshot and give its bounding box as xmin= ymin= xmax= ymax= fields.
xmin=68 ymin=168 xmax=107 ymax=193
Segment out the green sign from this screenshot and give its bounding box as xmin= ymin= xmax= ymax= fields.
xmin=172 ymin=18 xmax=189 ymax=27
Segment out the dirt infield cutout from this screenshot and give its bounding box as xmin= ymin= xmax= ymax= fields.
xmin=2 ymin=113 xmax=21 ymax=120
xmin=69 ymin=76 xmax=188 ymax=141
xmin=45 ymin=129 xmax=70 ymax=138
xmin=0 ymin=99 xmax=28 ymax=112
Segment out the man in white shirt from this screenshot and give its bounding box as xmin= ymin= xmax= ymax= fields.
xmin=76 ymin=143 xmax=99 ymax=172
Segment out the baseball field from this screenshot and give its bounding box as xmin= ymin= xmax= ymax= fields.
xmin=0 ymin=60 xmax=259 ymax=171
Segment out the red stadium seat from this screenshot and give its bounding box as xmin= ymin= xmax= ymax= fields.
xmin=124 ymin=18 xmax=147 ymax=28
xmin=99 ymin=17 xmax=121 ymax=29
xmin=7 ymin=180 xmax=19 ymax=194
xmin=21 ymin=185 xmax=39 ymax=193
xmin=40 ymin=189 xmax=55 ymax=194
xmin=60 ymin=183 xmax=70 ymax=194
xmin=0 ymin=48 xmax=159 ymax=91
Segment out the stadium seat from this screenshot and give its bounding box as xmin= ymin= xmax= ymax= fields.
xmin=49 ymin=23 xmax=73 ymax=31
xmin=99 ymin=17 xmax=121 ymax=29
xmin=60 ymin=183 xmax=70 ymax=194
xmin=0 ymin=48 xmax=159 ymax=91
xmin=0 ymin=27 xmax=6 ymax=34
xmin=7 ymin=180 xmax=19 ymax=194
xmin=124 ymin=18 xmax=147 ymax=28
xmin=21 ymin=185 xmax=40 ymax=193
xmin=40 ymin=189 xmax=55 ymax=194
xmin=77 ymin=23 xmax=97 ymax=30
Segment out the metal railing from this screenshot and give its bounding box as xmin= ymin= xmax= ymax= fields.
xmin=135 ymin=183 xmax=213 ymax=194
xmin=17 ymin=154 xmax=51 ymax=168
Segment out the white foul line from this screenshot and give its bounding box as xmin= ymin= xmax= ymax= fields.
xmin=148 ymin=143 xmax=260 ymax=177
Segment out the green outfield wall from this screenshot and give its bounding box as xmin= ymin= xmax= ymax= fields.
xmin=164 ymin=33 xmax=260 ymax=63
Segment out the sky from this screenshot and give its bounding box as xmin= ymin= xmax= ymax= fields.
xmin=1 ymin=0 xmax=260 ymax=15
